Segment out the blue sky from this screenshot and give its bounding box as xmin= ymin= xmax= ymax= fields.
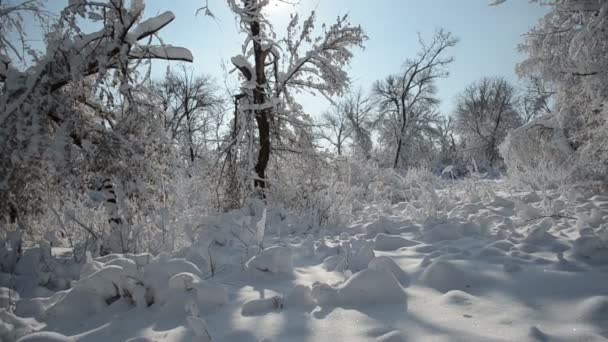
xmin=39 ymin=0 xmax=548 ymax=116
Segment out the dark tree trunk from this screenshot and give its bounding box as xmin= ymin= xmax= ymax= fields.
xmin=250 ymin=12 xmax=271 ymax=196
xmin=393 ymin=117 xmax=407 ymax=169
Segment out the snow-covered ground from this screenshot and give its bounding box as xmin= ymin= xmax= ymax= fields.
xmin=3 ymin=180 xmax=608 ymax=342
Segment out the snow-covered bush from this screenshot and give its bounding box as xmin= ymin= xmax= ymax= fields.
xmin=311 ymin=267 xmax=407 ymax=307
xmin=500 ymin=114 xmax=575 ymax=190
xmin=0 ymin=0 xmax=195 ymax=257
xmin=511 ymin=0 xmax=608 ymax=187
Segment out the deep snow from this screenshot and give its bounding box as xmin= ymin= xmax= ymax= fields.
xmin=2 ymin=180 xmax=608 ymax=341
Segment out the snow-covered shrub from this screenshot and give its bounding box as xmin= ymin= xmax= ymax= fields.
xmin=514 ymin=0 xmax=608 ymax=187
xmin=311 ymin=267 xmax=407 ymax=307
xmin=267 ymin=152 xmax=354 ymax=229
xmin=500 ymin=115 xmax=575 ymax=190
xmin=245 ymin=245 xmax=293 ymax=274
xmin=401 ymin=167 xmax=445 ymax=221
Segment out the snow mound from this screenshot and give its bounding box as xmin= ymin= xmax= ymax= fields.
xmin=79 ymin=252 xmax=103 ymax=279
xmin=45 ymin=265 xmax=134 ymax=320
xmin=368 ymin=256 xmax=410 ymax=287
xmin=143 ymin=258 xmax=205 ymax=304
xmin=314 ymin=239 xmax=339 ymax=259
xmin=73 ymin=265 xmax=133 ymax=299
xmin=477 ymin=246 xmax=507 ymax=258
xmin=576 ymin=296 xmax=608 ymax=325
xmin=173 ymin=246 xmax=211 ymax=274
xmin=346 ymin=239 xmax=375 ymax=272
xmin=528 ymin=325 xmax=549 ymax=341
xmin=186 ymin=316 xmax=212 ymax=341
xmin=16 ymin=291 xmax=66 ymax=320
xmin=419 ymin=260 xmax=491 ymax=293
xmin=96 ymin=253 xmax=156 ymax=267
xmin=45 ymin=288 xmax=109 ymax=321
xmin=284 ymin=285 xmax=316 ymax=311
xmin=1 ymin=309 xmax=43 ymax=342
xmin=376 ymin=330 xmax=408 ymax=342
xmin=523 ymin=218 xmax=554 ymax=244
xmin=488 ymin=240 xmax=515 ymax=251
xmin=167 ymin=272 xmax=228 ymax=310
xmin=312 ymin=268 xmax=406 ymax=307
xmin=423 ymin=221 xmax=481 ymax=242
xmin=294 ymin=235 xmax=315 ymax=258
xmin=105 ymin=257 xmax=139 ymax=276
xmin=503 ymin=259 xmax=523 ymax=273
xmin=573 ymin=234 xmax=608 ymax=262
xmin=241 ymin=285 xmax=315 ymax=317
xmin=374 ymin=234 xmax=419 ymax=251
xmin=362 ymin=217 xmax=407 ymax=236
xmin=246 ymin=245 xmax=293 ymax=274
xmin=241 ymin=296 xmax=283 ymax=316
xmin=15 ymin=331 xmax=72 ymax=342
xmin=440 ymin=290 xmax=476 ymax=306
xmin=322 ymin=255 xmax=345 ymax=272
xmin=514 ymin=201 xmax=542 ymax=221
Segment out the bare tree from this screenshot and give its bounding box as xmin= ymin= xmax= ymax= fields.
xmin=153 ymin=66 xmax=223 ymax=164
xmin=343 ymin=89 xmax=375 ymax=159
xmin=454 ymin=77 xmax=523 ymax=168
xmin=519 ymin=75 xmax=554 ymax=123
xmin=317 ymin=107 xmax=352 ymax=156
xmin=316 ymin=89 xmax=375 ymax=157
xmin=432 ymin=116 xmax=459 ymax=167
xmin=373 ymin=29 xmax=457 ymax=169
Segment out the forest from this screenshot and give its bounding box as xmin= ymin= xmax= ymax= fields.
xmin=1 ymin=0 xmax=607 ymax=341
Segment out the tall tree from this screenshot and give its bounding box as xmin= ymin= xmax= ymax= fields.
xmin=227 ymin=0 xmax=366 ymax=195
xmin=317 ymin=89 xmax=374 ymax=157
xmin=317 ymin=107 xmax=352 ymax=156
xmin=454 ymin=77 xmax=522 ymax=168
xmin=343 ymin=89 xmax=375 ymax=159
xmin=373 ymin=29 xmax=457 ymax=169
xmin=153 ymin=66 xmax=223 ymax=164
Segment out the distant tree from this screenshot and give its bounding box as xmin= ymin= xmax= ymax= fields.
xmin=317 ymin=89 xmax=375 ymax=157
xmin=434 ymin=116 xmax=459 ymax=166
xmin=343 ymin=89 xmax=375 ymax=159
xmin=317 ymin=107 xmax=352 ymax=156
xmin=373 ymin=29 xmax=457 ymax=169
xmin=454 ymin=77 xmax=523 ymax=168
xmin=153 ymin=66 xmax=223 ymax=165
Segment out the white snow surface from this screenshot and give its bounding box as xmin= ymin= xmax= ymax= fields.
xmin=3 ymin=180 xmax=608 ymax=341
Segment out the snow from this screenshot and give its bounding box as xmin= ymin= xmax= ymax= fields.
xmin=5 ymin=180 xmax=608 ymax=341
xmin=245 ymin=245 xmax=293 ymax=274
xmin=319 ymin=267 xmax=407 ymax=306
xmin=374 ymin=233 xmax=419 ymax=251
xmin=129 ymin=11 xmax=175 ymax=41
xmin=129 ymin=46 xmax=194 ymax=62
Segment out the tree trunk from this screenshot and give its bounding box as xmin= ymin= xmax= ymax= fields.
xmin=250 ymin=11 xmax=271 ymax=196
xmin=393 ymin=117 xmax=407 ymax=169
